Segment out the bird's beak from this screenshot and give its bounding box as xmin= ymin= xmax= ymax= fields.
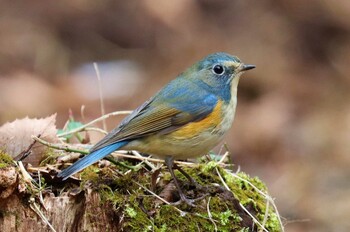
xmin=240 ymin=64 xmax=256 ymax=72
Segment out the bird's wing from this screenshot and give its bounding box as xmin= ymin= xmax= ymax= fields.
xmin=90 ymin=79 xmax=218 ymax=152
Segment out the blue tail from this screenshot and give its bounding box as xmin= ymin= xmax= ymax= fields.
xmin=58 ymin=141 xmax=128 ymax=180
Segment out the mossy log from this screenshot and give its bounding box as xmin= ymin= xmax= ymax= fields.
xmin=0 ymin=156 xmax=282 ymax=231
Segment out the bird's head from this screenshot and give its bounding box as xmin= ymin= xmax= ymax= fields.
xmin=184 ymin=52 xmax=255 ymax=100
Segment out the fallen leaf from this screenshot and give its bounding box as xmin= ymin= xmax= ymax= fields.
xmin=0 ymin=114 xmax=59 ymax=165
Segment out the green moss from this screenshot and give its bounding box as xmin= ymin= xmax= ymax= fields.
xmin=95 ymin=178 xmax=241 ymax=231
xmin=80 ymin=165 xmax=100 ymax=183
xmin=39 ymin=149 xmax=59 ymax=166
xmin=218 ymin=168 xmax=281 ymax=232
xmin=147 ymin=203 xmax=245 ymax=232
xmin=124 ymin=207 xmax=152 ymax=231
xmin=0 ymin=151 xmax=13 ymax=169
xmin=0 ymin=163 xmax=8 ymax=168
xmin=263 ymin=212 xmax=282 ymax=231
xmin=77 ymin=162 xmax=281 ymax=231
xmin=182 ymin=163 xmax=221 ymax=186
xmin=200 ymin=160 xmax=217 ymax=173
xmin=125 ymin=205 xmax=137 ymax=218
xmin=218 ymin=209 xmax=233 ymax=225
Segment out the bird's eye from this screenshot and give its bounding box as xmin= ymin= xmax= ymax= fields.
xmin=212 ymin=64 xmax=225 ymax=75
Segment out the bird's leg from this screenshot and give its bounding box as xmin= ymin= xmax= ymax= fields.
xmin=173 ymin=163 xmax=202 ymax=190
xmin=164 ymin=156 xmax=195 ymax=206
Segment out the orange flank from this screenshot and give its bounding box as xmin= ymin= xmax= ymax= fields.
xmin=171 ymin=100 xmax=223 ymax=139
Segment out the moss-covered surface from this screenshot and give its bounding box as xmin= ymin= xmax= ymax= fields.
xmin=0 ymin=151 xmax=281 ymax=231
xmin=39 ymin=148 xmax=60 ymax=166
xmin=75 ymin=161 xmax=282 ymax=232
xmin=0 ymin=151 xmax=13 ymax=169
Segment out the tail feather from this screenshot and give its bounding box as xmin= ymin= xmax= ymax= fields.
xmin=58 ymin=141 xmax=128 ymax=180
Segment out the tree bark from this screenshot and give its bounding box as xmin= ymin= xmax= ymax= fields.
xmin=0 ymin=189 xmax=120 ymax=232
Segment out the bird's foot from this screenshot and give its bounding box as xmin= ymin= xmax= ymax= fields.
xmin=173 ymin=197 xmax=196 ymax=207
xmin=172 ymin=192 xmax=209 ymax=207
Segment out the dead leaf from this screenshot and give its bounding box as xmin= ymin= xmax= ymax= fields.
xmin=0 ymin=114 xmax=59 ymax=165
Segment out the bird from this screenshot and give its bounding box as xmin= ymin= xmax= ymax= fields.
xmin=58 ymin=52 xmax=255 ymax=205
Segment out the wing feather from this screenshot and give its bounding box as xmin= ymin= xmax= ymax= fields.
xmin=90 ymin=78 xmax=219 ymax=152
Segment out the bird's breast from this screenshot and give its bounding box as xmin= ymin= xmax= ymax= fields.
xmin=215 ymin=76 xmax=240 ymax=135
xmin=170 ymin=100 xmax=224 ymax=139
xmin=215 ymin=92 xmax=237 ymax=136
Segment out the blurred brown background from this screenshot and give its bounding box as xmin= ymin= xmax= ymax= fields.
xmin=1 ymin=1 xmax=350 ymax=231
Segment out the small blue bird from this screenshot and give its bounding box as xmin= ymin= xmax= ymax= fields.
xmin=58 ymin=52 xmax=255 ymax=205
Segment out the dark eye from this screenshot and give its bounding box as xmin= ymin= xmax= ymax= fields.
xmin=212 ymin=64 xmax=225 ymax=75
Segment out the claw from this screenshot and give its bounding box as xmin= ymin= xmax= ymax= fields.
xmin=173 ymin=196 xmax=196 ymax=207
xmin=172 ymin=193 xmax=209 ymax=207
